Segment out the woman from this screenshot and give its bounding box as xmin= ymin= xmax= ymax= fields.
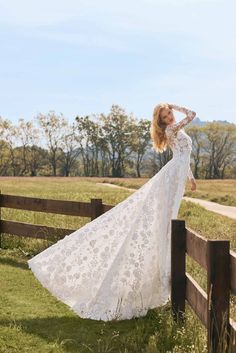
xmin=151 ymin=103 xmax=197 ymax=192
xmin=28 ymin=103 xmax=197 ymax=321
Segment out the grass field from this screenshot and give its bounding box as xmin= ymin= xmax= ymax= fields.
xmin=184 ymin=179 xmax=236 ymax=206
xmin=0 ymin=176 xmax=235 ymax=353
xmin=94 ymin=177 xmax=236 ymax=207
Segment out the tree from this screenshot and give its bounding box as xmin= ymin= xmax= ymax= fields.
xmin=75 ymin=115 xmax=101 ymax=176
xmin=187 ymin=125 xmax=205 ymax=179
xmin=16 ymin=118 xmax=42 ymax=175
xmin=100 ymin=105 xmax=134 ymax=177
xmin=60 ymin=122 xmax=81 ymax=176
xmin=36 ymin=111 xmax=67 ymax=176
xmin=147 ymin=148 xmax=172 ymax=177
xmin=202 ymin=122 xmax=236 ymax=179
xmin=130 ymin=119 xmax=151 ymax=177
xmin=28 ymin=145 xmax=49 ymax=176
xmin=0 ymin=117 xmax=11 ymax=175
xmin=0 ymin=118 xmax=19 ymax=176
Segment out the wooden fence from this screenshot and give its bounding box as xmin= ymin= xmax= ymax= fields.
xmin=0 ymin=191 xmax=114 ymax=242
xmin=171 ymin=219 xmax=236 ymax=353
xmin=0 ymin=192 xmax=235 ymax=352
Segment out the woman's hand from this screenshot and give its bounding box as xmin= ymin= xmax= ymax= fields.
xmin=190 ymin=178 xmax=196 ymax=191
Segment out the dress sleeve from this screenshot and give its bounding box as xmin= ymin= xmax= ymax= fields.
xmin=165 ymin=104 xmax=196 ymax=137
xmin=187 ymin=166 xmax=195 ymax=181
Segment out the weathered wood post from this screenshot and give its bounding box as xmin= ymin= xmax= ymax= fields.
xmin=90 ymin=198 xmax=103 ymax=220
xmin=229 ymin=319 xmax=236 ymax=353
xmin=171 ymin=219 xmax=186 ymax=322
xmin=207 ymin=240 xmax=230 ymax=353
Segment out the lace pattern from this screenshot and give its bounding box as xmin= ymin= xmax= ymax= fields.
xmin=28 ymin=104 xmax=196 ymax=321
xmin=165 ymin=104 xmax=196 ymax=181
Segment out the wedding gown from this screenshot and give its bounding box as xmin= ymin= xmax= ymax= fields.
xmin=28 ymin=104 xmax=196 ymax=321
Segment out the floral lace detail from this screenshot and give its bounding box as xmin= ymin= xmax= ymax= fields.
xmin=28 ymin=105 xmax=196 ymax=321
xmin=165 ymin=104 xmax=196 ymax=181
xmin=166 ymin=104 xmax=196 ymax=137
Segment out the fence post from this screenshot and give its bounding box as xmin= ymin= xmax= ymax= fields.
xmin=207 ymin=240 xmax=230 ymax=353
xmin=90 ymin=199 xmax=103 ymax=220
xmin=171 ymin=219 xmax=186 ymax=322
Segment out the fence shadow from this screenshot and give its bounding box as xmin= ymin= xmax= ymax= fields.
xmin=0 ymin=256 xmax=28 ymax=270
xmin=0 ymin=311 xmax=166 ymax=352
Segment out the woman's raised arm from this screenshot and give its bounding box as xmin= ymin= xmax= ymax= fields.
xmin=165 ymin=104 xmax=196 ymax=136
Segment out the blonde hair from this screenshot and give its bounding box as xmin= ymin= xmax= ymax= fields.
xmin=150 ymin=102 xmax=170 ymax=153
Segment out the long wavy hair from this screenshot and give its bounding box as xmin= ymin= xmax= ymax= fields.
xmin=150 ymin=102 xmax=170 ymax=153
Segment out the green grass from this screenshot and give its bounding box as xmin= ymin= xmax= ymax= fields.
xmin=96 ymin=177 xmax=148 ymax=190
xmin=179 ymin=200 xmax=236 ymax=325
xmin=1 ymin=248 xmax=207 ymax=353
xmin=184 ymin=179 xmax=236 ymax=206
xmin=0 ymin=176 xmax=235 ymax=352
xmin=0 ymin=177 xmax=132 ymax=254
xmin=1 ymin=176 xmax=236 ymax=206
xmin=91 ymin=177 xmax=236 ymax=207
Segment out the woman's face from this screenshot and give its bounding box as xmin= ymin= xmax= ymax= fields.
xmin=160 ymin=107 xmax=175 ymax=126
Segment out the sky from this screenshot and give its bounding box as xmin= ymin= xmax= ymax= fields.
xmin=0 ymin=0 xmax=236 ymax=125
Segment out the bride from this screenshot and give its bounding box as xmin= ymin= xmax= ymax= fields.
xmin=28 ymin=103 xmax=197 ymax=321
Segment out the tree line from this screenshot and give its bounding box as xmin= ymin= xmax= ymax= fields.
xmin=0 ymin=104 xmax=235 ymax=178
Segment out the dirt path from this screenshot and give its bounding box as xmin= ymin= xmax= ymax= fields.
xmin=96 ymin=182 xmax=137 ymax=192
xmin=96 ymin=182 xmax=236 ymax=220
xmin=183 ymin=196 xmax=236 ymax=220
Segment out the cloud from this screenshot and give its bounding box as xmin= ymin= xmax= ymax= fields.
xmin=1 ymin=0 xmax=234 ymax=60
xmin=0 ymin=0 xmax=235 ymax=124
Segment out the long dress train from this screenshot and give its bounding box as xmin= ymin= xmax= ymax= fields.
xmin=27 ymin=104 xmax=196 ymax=321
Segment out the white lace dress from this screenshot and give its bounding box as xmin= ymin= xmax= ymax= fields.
xmin=28 ymin=104 xmax=196 ymax=321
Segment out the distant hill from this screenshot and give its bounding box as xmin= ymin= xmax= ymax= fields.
xmin=190 ymin=117 xmax=234 ymax=127
xmin=190 ymin=117 xmax=204 ymax=126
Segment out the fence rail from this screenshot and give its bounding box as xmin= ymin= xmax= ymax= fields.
xmin=0 ymin=193 xmax=114 ymax=218
xmin=0 ymin=192 xmax=235 ymax=352
xmin=171 ymin=219 xmax=236 ymax=353
xmin=0 ymin=192 xmax=114 ymax=241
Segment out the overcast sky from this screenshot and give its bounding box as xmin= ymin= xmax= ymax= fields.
xmin=0 ymin=0 xmax=235 ymax=124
